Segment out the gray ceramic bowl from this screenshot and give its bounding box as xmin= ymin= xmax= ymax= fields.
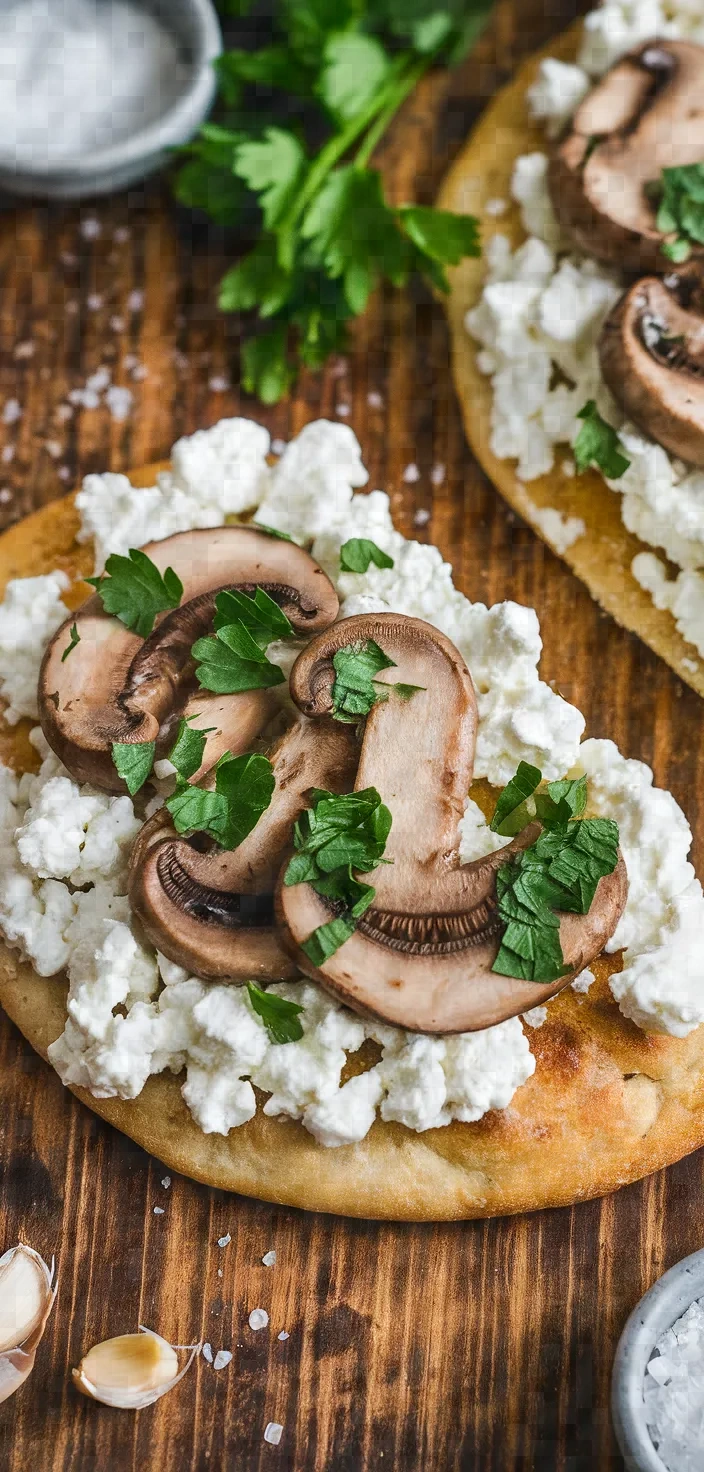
xmin=0 ymin=0 xmax=221 ymax=199
xmin=612 ymin=1246 xmax=704 ymax=1471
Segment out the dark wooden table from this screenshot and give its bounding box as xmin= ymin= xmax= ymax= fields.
xmin=2 ymin=2 xmax=703 ymax=1467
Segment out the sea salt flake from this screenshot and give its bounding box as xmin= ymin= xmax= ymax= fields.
xmin=161 ymin=1176 xmax=171 ymax=1189
xmin=277 ymin=1330 xmax=289 ymax=1342
xmin=431 ymin=462 xmax=446 ymax=486
xmin=80 ymin=218 xmax=101 ymax=240
xmin=249 ymin=1308 xmax=269 ymax=1331
xmin=336 ymin=403 xmax=351 ymax=417
xmin=153 ymin=1206 xmax=164 ymax=1215
xmin=217 ymin=1233 xmax=231 ymax=1248
xmin=414 ymin=508 xmax=430 ymax=528
xmin=127 ymin=289 xmax=144 ymax=313
xmin=2 ymin=399 xmax=21 ymax=425
xmin=213 ymin=1349 xmax=232 ymax=1371
xmin=262 ymin=1251 xmax=276 ymax=1267
xmin=87 ymin=293 xmax=103 ymax=311
xmin=402 ymin=462 xmax=420 ymax=483
xmin=264 ymin=1423 xmax=283 ymax=1446
xmin=367 ymin=391 xmax=383 ymax=409
xmin=202 ymin=1342 xmax=213 ymax=1364
xmin=0 ymin=487 xmax=13 ymax=503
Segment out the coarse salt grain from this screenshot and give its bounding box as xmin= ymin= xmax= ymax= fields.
xmin=0 ymin=488 xmax=12 ymax=504
xmin=367 ymin=390 xmax=384 ymax=409
xmin=81 ymin=219 xmax=101 ymax=240
xmin=402 ymin=462 xmax=420 ymax=483
xmin=644 ymin=1296 xmax=704 ymax=1472
xmin=431 ymin=462 xmax=446 ymax=486
xmin=414 ymin=508 xmax=430 ymax=528
xmin=161 ymin=1176 xmax=171 ymax=1188
xmin=2 ymin=399 xmax=21 ymax=425
xmin=14 ymin=341 xmax=34 ymax=359
xmin=1 ymin=446 xmax=14 ymax=463
xmin=153 ymin=1206 xmax=164 ymax=1215
xmin=249 ymin=1308 xmax=269 ymax=1331
xmin=277 ymin=1331 xmax=289 ymax=1342
xmin=87 ymin=293 xmax=103 ymax=311
xmin=110 ymin=315 xmax=125 ymax=333
xmin=336 ymin=403 xmax=351 ymax=417
xmin=217 ymin=1234 xmax=231 ymax=1248
xmin=209 ymin=375 xmax=230 ymax=393
xmin=213 ymin=1350 xmax=232 ymax=1371
xmin=202 ymin=1342 xmax=213 ymax=1364
xmin=127 ymin=289 xmax=144 ymax=313
xmin=262 ymin=1251 xmax=276 ymax=1267
xmin=264 ymin=1423 xmax=283 ymax=1446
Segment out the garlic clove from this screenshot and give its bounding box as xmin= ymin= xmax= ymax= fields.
xmin=0 ymin=1244 xmax=57 ymax=1404
xmin=72 ymin=1328 xmax=200 ymax=1409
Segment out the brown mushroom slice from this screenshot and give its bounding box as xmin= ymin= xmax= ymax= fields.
xmin=599 ymin=270 xmax=704 ymax=464
xmin=549 ymin=41 xmax=704 ymax=271
xmin=38 ymin=525 xmax=339 ymax=791
xmin=128 ymin=718 xmax=359 ymax=982
xmin=277 ymin=614 xmax=628 ymax=1034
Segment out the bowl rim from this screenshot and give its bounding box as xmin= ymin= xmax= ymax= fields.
xmin=611 ymin=1245 xmax=704 ymax=1472
xmin=0 ymin=0 xmax=222 ymax=179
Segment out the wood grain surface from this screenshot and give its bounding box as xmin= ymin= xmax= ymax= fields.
xmin=2 ymin=2 xmax=703 ymax=1467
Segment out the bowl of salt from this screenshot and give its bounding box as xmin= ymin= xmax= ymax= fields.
xmin=612 ymin=1247 xmax=704 ymax=1472
xmin=0 ymin=0 xmax=221 ymax=199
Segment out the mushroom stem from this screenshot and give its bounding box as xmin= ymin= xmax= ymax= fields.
xmin=279 ymin=614 xmax=628 ymax=1033
xmin=128 ymin=717 xmax=359 ymax=982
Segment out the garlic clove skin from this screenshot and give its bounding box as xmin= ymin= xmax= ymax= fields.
xmin=73 ymin=1329 xmax=200 ymax=1410
xmin=0 ymin=1244 xmax=57 ymax=1404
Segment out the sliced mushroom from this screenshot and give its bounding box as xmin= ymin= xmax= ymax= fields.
xmin=39 ymin=526 xmax=339 ymax=791
xmin=549 ymin=41 xmax=704 ymax=271
xmin=276 ymin=614 xmax=628 ymax=1033
xmin=128 ymin=716 xmax=358 ymax=982
xmin=599 ymin=268 xmax=704 ymax=463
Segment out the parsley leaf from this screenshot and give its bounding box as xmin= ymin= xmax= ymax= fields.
xmin=111 ymin=740 xmax=156 ymax=796
xmin=574 ymin=401 xmax=631 ymax=480
xmin=331 ymin=638 xmax=396 ymax=721
xmin=213 ymin=586 xmax=294 ymax=644
xmin=339 ymin=537 xmax=394 ymax=573
xmin=652 ymin=163 xmax=704 ymax=262
xmin=192 ymin=622 xmax=286 ymax=694
xmin=318 ymin=33 xmax=392 ymax=122
xmin=247 ymin=981 xmax=305 ymax=1044
xmin=397 ymin=205 xmax=481 ymax=290
xmin=490 ymin=760 xmax=541 ymax=836
xmin=87 ymin=549 xmax=183 ymax=638
xmin=241 ymin=323 xmax=295 ymax=404
xmin=168 ymin=716 xmax=214 ymax=782
xmin=234 ymin=127 xmax=308 ymax=235
xmin=302 ymin=166 xmax=410 ymax=314
xmin=252 ymin=522 xmax=295 ymax=542
xmin=490 ymin=767 xmax=620 ymax=984
xmin=61 ymin=622 xmax=80 ymax=662
xmin=166 ymin=751 xmax=275 ymax=850
xmin=285 ymin=785 xmax=392 ymax=962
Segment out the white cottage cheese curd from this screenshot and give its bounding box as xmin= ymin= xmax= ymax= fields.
xmin=0 ymin=571 xmax=69 ymax=722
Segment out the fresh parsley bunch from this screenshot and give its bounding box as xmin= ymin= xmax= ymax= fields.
xmin=489 ymin=762 xmax=620 ymax=984
xmin=175 ymin=0 xmax=490 ymax=401
xmin=285 ymin=785 xmax=392 ymax=963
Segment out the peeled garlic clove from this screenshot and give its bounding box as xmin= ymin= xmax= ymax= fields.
xmin=73 ymin=1328 xmax=199 ymax=1409
xmin=0 ymin=1244 xmax=57 ymax=1404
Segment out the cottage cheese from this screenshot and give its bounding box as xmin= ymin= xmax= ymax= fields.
xmin=466 ymin=1 xmax=704 ymax=657
xmin=0 ymin=571 xmax=69 ymax=722
xmin=0 ymin=415 xmax=701 ymax=1145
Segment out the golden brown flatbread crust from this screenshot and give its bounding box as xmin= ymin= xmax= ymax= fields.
xmin=2 ymin=480 xmax=704 ymax=1220
xmin=437 ymin=22 xmax=704 ymax=699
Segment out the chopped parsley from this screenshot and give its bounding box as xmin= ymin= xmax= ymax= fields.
xmin=61 ymin=622 xmax=80 ymax=662
xmin=490 ymin=766 xmax=619 ymax=984
xmin=213 ymin=586 xmax=294 ymax=643
xmin=166 ymin=750 xmax=275 ymax=850
xmin=86 ymin=549 xmax=183 ymax=638
xmin=247 ymin=982 xmax=304 ymax=1044
xmin=252 ymin=522 xmax=295 ymax=542
xmin=651 ymin=162 xmax=704 ymax=262
xmin=331 ymin=638 xmax=425 ymax=722
xmin=111 ymin=740 xmax=157 ymax=797
xmin=173 ymin=1 xmax=488 ymax=402
xmin=574 ymin=401 xmax=631 ymax=480
xmin=339 ymin=538 xmax=394 ymax=573
xmin=284 ymin=786 xmax=392 ymax=964
xmin=192 ymin=585 xmax=294 ymax=694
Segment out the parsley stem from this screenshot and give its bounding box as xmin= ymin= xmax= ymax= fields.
xmin=353 ymin=55 xmax=431 ymax=171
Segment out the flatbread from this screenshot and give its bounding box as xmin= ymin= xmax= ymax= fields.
xmin=437 ymin=22 xmax=704 ymax=699
xmin=2 ymin=482 xmax=704 ymax=1221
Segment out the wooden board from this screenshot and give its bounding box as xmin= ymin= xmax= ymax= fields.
xmin=2 ymin=1 xmax=703 ymax=1466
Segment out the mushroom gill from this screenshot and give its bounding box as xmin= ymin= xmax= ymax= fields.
xmin=276 ymin=614 xmax=629 ymax=1034
xmin=549 ymin=40 xmax=704 ymax=271
xmin=599 ymin=268 xmax=704 ymax=464
xmin=128 ymin=717 xmax=358 ymax=982
xmin=38 ymin=525 xmax=339 ymax=791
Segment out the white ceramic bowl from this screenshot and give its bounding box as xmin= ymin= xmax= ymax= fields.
xmin=612 ymin=1246 xmax=704 ymax=1471
xmin=0 ymin=0 xmax=221 ymax=199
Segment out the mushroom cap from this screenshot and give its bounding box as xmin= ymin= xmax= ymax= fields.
xmin=277 ymin=613 xmax=629 ymax=1033
xmin=599 ymin=269 xmax=704 ymax=464
xmin=128 ymin=717 xmax=359 ymax=983
xmin=39 ymin=526 xmax=339 ymax=791
xmin=549 ymin=40 xmax=704 ymax=271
